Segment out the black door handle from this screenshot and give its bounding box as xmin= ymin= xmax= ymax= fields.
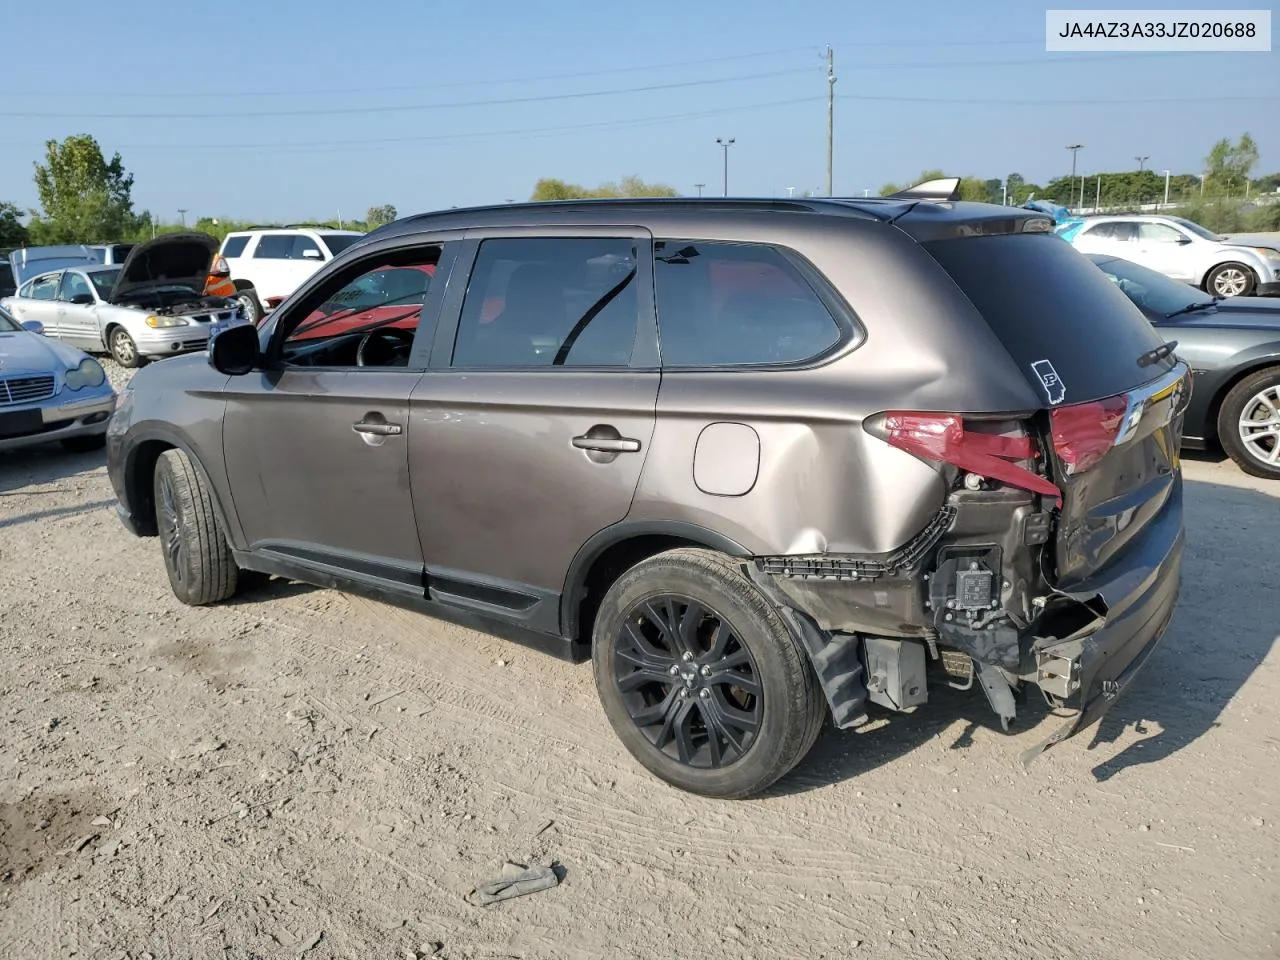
xmin=572 ymin=435 xmax=640 ymax=453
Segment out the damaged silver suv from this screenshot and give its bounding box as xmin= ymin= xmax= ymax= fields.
xmin=107 ymin=180 xmax=1190 ymax=798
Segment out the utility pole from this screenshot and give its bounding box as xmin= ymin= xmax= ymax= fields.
xmin=1135 ymin=155 xmax=1149 ymax=172
xmin=1162 ymin=169 xmax=1171 ymax=205
xmin=1095 ymin=176 xmax=1101 ymax=211
xmin=694 ymin=183 xmax=705 ymax=197
xmin=177 ymin=208 xmax=187 ymax=227
xmin=825 ymin=45 xmax=836 ymax=197
xmin=716 ymin=138 xmax=735 ymax=197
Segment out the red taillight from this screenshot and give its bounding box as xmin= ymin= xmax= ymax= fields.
xmin=1050 ymin=395 xmax=1129 ymax=475
xmin=875 ymin=412 xmax=1062 ymax=504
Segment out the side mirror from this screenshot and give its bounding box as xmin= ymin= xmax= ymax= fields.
xmin=208 ymin=321 xmax=260 ymax=376
xmin=70 ymin=292 xmax=94 ymax=305
xmin=302 ymin=248 xmax=323 ymax=260
xmin=1175 ymin=237 xmax=1192 ymax=245
xmin=21 ymin=319 xmax=45 ymax=335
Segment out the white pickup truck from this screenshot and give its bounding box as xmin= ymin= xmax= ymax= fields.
xmin=217 ymin=227 xmax=364 ymax=322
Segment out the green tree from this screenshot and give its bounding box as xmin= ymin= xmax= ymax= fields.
xmin=0 ymin=201 xmax=28 ymax=248
xmin=531 ymin=175 xmax=679 ymax=200
xmin=1204 ymin=133 xmax=1259 ymax=197
xmin=366 ymin=204 xmax=397 ymax=227
xmin=29 ymin=134 xmax=140 ymax=243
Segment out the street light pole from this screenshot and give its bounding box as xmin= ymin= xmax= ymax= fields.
xmin=825 ymin=45 xmax=836 ymax=196
xmin=1162 ymin=169 xmax=1171 ymax=206
xmin=716 ymin=137 xmax=735 ymax=197
xmin=1066 ymin=144 xmax=1083 ymax=209
xmin=1136 ymin=155 xmax=1149 ymax=172
xmin=177 ymin=208 xmax=187 ymax=227
xmin=694 ymin=183 xmax=705 ymax=198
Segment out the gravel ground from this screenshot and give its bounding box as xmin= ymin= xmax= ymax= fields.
xmin=1 ymin=359 xmax=1277 ymax=960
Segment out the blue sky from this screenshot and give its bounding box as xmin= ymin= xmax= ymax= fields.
xmin=3 ymin=0 xmax=1277 ymax=223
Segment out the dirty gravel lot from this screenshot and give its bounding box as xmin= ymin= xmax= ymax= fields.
xmin=1 ymin=362 xmax=1277 ymax=960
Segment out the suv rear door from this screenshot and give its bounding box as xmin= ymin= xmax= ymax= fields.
xmin=408 ymin=227 xmax=659 ymax=634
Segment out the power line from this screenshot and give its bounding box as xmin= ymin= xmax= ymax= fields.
xmin=0 ymin=67 xmax=813 ymax=119
xmin=840 ymin=92 xmax=1280 ymax=105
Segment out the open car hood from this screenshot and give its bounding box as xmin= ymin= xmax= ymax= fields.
xmin=110 ymin=232 xmax=220 ymax=301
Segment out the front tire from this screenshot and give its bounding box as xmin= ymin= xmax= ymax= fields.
xmin=1206 ymin=262 xmax=1257 ymax=298
xmin=153 ymin=449 xmax=239 ymax=605
xmin=591 ymin=548 xmax=825 ymax=799
xmin=109 ymin=327 xmax=144 ymax=368
xmin=1218 ymin=367 xmax=1280 ymax=479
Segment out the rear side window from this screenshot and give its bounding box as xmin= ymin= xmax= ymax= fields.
xmin=222 ymin=236 xmax=250 ymax=258
xmin=653 ymin=240 xmax=841 ymax=367
xmin=253 ymin=234 xmax=294 ymax=259
xmin=27 ymin=275 xmax=59 ymax=300
xmin=924 ymin=233 xmax=1175 ymax=404
xmin=452 ymin=237 xmax=639 ymax=368
xmin=292 ymin=235 xmax=324 ymax=260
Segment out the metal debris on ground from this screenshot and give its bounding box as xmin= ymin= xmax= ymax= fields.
xmin=466 ymin=861 xmax=560 ymax=906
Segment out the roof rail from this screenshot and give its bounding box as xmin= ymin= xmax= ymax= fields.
xmin=886 ymin=176 xmax=961 ymax=202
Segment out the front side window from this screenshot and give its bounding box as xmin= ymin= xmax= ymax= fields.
xmin=253 ymin=234 xmax=294 ymax=259
xmin=1139 ymin=223 xmax=1185 ymax=244
xmin=58 ymin=271 xmax=94 ymax=302
xmin=292 ymin=236 xmax=324 ymax=260
xmin=280 ymin=246 xmax=440 ymax=368
xmin=25 ymin=274 xmax=59 ymax=301
xmin=321 ymin=233 xmax=362 ymax=257
xmin=652 ymin=240 xmax=841 ymax=367
xmin=452 ymin=237 xmax=639 ymax=368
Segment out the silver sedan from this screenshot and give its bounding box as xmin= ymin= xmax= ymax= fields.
xmin=0 ymin=305 xmax=116 ymax=454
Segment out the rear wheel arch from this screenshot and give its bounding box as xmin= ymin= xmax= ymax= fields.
xmin=561 ymin=521 xmax=752 ymax=645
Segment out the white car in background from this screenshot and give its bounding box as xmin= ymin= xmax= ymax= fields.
xmin=217 ymin=227 xmax=365 ymax=322
xmin=1066 ymin=214 xmax=1280 ymax=298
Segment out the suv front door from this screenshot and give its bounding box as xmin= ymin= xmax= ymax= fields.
xmin=408 ymin=229 xmax=659 ymax=634
xmin=221 ymin=238 xmax=455 ymax=598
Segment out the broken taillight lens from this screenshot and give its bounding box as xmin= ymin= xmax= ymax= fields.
xmin=210 ymin=256 xmax=230 ymax=276
xmin=1049 ymin=395 xmax=1129 ymax=475
xmin=871 ymin=412 xmax=1062 ymax=503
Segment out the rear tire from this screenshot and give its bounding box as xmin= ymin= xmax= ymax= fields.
xmin=108 ymin=327 xmax=144 ymax=368
xmin=153 ymin=449 xmax=239 ymax=605
xmin=591 ymin=548 xmax=825 ymax=799
xmin=1205 ymin=262 xmax=1257 ymax=298
xmin=1218 ymin=367 xmax=1280 ymax=480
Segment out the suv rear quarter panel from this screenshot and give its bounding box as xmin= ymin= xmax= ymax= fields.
xmin=628 ymin=215 xmax=1046 ymax=556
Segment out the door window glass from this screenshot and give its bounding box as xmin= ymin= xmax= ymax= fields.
xmin=280 ymin=247 xmax=440 ymax=368
xmin=452 ymin=237 xmax=639 ymax=368
xmin=1138 ymin=223 xmax=1185 ymax=244
xmin=27 ymin=275 xmax=59 ymax=300
xmin=58 ymin=272 xmax=94 ymax=302
xmin=652 ymin=240 xmax=841 ymax=366
xmin=253 ymin=234 xmax=294 ymax=259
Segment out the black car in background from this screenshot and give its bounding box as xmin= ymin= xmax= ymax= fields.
xmin=1089 ymin=253 xmax=1280 ymax=479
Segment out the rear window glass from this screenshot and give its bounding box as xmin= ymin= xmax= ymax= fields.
xmin=222 ymin=236 xmax=250 ymax=258
xmin=923 ymin=233 xmax=1175 ymax=404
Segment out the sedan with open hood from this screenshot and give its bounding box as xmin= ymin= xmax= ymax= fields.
xmin=0 ymin=233 xmax=245 ymax=368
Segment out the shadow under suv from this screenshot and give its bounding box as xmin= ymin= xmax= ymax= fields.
xmin=107 ymin=190 xmax=1191 ymax=798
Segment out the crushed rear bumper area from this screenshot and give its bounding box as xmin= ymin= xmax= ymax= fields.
xmin=748 ymin=479 xmax=1185 ymax=762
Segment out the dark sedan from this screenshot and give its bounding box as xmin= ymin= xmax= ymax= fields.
xmin=1089 ymin=253 xmax=1280 ymax=479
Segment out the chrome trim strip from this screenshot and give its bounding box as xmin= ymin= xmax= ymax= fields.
xmin=1114 ymin=361 xmax=1191 ymax=448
